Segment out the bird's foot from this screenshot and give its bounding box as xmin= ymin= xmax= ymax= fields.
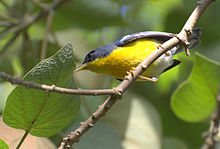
xmin=125 ymin=67 xmax=136 ymax=80
xmin=156 ymin=44 xmax=162 ymax=49
xmin=138 ymin=76 xmax=158 ymax=82
xmin=126 ymin=67 xmax=136 ymax=76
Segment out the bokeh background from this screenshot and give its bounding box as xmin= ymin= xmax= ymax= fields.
xmin=0 ymin=0 xmax=220 ymax=148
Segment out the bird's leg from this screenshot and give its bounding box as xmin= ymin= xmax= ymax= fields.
xmin=138 ymin=76 xmax=158 ymax=82
xmin=125 ymin=67 xmax=158 ymax=82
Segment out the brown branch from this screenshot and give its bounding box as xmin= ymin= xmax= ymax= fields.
xmin=0 ymin=71 xmax=115 ymax=96
xmin=40 ymin=10 xmax=55 ymax=60
xmin=201 ymin=88 xmax=220 ymax=149
xmin=58 ymin=0 xmax=214 ymax=148
xmin=0 ymin=0 xmax=14 ymax=16
xmin=0 ymin=13 xmax=19 ymax=24
xmin=29 ymin=0 xmax=49 ymax=9
xmin=50 ymin=30 xmax=63 ymax=48
xmin=0 ymin=21 xmax=12 ymax=27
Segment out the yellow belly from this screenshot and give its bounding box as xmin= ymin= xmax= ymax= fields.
xmin=86 ymin=39 xmax=172 ymax=80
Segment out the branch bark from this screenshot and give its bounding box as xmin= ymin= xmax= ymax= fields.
xmin=201 ymin=88 xmax=220 ymax=149
xmin=0 ymin=71 xmax=115 ymax=96
xmin=58 ymin=0 xmax=215 ymax=148
xmin=40 ymin=10 xmax=55 ymax=60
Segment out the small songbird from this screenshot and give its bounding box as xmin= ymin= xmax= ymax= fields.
xmin=74 ymin=28 xmax=201 ymax=82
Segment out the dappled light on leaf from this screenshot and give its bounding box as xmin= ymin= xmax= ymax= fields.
xmin=171 ymin=53 xmax=220 ymax=122
xmin=3 ymin=44 xmax=80 ymax=137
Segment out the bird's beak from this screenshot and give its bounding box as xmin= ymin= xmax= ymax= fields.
xmin=74 ymin=63 xmax=88 ymax=72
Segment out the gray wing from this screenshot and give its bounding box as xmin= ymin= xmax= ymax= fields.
xmin=115 ymin=28 xmax=201 ymax=55
xmin=114 ymin=31 xmax=175 ymax=47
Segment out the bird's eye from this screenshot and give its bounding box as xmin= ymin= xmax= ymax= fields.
xmin=88 ymin=53 xmax=93 ymax=60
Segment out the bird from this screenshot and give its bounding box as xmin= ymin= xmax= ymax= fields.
xmin=74 ymin=28 xmax=201 ymax=82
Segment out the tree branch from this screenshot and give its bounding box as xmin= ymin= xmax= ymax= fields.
xmin=40 ymin=10 xmax=55 ymax=60
xmin=201 ymin=87 xmax=220 ymax=149
xmin=0 ymin=71 xmax=115 ymax=96
xmin=0 ymin=0 xmax=70 ymax=39
xmin=58 ymin=0 xmax=214 ymax=148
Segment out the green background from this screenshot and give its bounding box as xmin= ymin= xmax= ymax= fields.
xmin=0 ymin=0 xmax=220 ymax=148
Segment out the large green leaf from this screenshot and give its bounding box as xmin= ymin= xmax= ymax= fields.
xmin=0 ymin=139 xmax=9 ymax=149
xmin=3 ymin=43 xmax=80 ymax=137
xmin=171 ymin=52 xmax=220 ymax=122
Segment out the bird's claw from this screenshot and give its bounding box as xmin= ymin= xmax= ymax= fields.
xmin=126 ymin=67 xmax=136 ymax=76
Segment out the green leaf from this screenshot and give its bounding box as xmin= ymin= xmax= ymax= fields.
xmin=0 ymin=139 xmax=9 ymax=149
xmin=19 ymin=40 xmax=59 ymax=74
xmin=3 ymin=43 xmax=80 ymax=137
xmin=171 ymin=52 xmax=220 ymax=122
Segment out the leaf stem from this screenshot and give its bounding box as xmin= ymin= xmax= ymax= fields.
xmin=16 ymin=131 xmax=29 ymax=149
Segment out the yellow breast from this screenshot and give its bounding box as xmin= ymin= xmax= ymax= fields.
xmin=85 ymin=39 xmax=172 ymax=80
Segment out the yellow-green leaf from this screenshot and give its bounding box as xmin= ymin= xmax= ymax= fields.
xmin=171 ymin=53 xmax=220 ymax=122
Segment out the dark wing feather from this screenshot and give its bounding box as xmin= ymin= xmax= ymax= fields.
xmin=162 ymin=59 xmax=181 ymax=73
xmin=115 ymin=31 xmax=175 ymax=47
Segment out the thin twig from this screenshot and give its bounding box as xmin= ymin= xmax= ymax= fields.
xmin=201 ymin=88 xmax=220 ymax=149
xmin=23 ymin=0 xmax=27 ymax=15
xmin=58 ymin=0 xmax=214 ymax=148
xmin=0 ymin=71 xmax=115 ymax=96
xmin=50 ymin=29 xmax=62 ymax=48
xmin=0 ymin=0 xmax=70 ymax=39
xmin=0 ymin=0 xmax=11 ymax=12
xmin=0 ymin=13 xmax=19 ymax=24
xmin=29 ymin=0 xmax=48 ymax=9
xmin=0 ymin=21 xmax=12 ymax=27
xmin=40 ymin=10 xmax=55 ymax=60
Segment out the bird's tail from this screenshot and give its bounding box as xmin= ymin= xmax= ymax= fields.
xmin=170 ymin=28 xmax=202 ymax=55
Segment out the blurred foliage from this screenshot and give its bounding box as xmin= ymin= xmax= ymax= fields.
xmin=0 ymin=139 xmax=9 ymax=149
xmin=53 ymin=0 xmax=125 ymax=30
xmin=0 ymin=0 xmax=220 ymax=149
